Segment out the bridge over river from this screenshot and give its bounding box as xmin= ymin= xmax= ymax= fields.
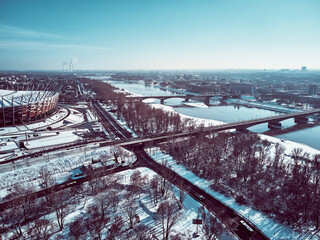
xmin=120 ymin=107 xmax=320 ymax=147
xmin=127 ymin=94 xmax=226 ymax=104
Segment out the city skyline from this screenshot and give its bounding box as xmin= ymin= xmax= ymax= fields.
xmin=0 ymin=0 xmax=320 ymax=70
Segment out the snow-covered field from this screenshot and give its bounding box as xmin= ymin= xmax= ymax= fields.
xmin=0 ymin=145 xmax=136 ymax=200
xmin=24 ymin=130 xmax=81 ymax=149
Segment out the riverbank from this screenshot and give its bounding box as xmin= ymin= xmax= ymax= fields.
xmin=145 ymin=103 xmax=320 ymax=240
xmin=151 ymin=102 xmax=320 ymax=156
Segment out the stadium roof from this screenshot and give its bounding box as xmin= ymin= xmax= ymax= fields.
xmin=0 ymin=90 xmax=58 ymax=108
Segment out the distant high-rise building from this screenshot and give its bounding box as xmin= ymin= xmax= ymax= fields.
xmin=309 ymin=84 xmax=318 ymax=95
xmin=301 ymin=66 xmax=307 ymax=71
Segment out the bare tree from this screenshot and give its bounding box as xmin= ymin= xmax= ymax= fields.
xmin=157 ymin=201 xmax=182 ymax=240
xmin=27 ymin=218 xmax=53 ymax=240
xmin=2 ymin=202 xmax=24 ymax=238
xmin=39 ymin=166 xmax=56 ymax=189
xmin=11 ymin=182 xmax=37 ymax=221
xmin=160 ymin=160 xmax=169 ymax=196
xmin=178 ymin=189 xmax=186 ymax=209
xmin=46 ymin=189 xmax=72 ymax=230
xmin=0 ymin=213 xmax=9 ymax=240
xmin=107 ymin=189 xmax=119 ymax=213
xmin=150 ymin=175 xmax=161 ymax=205
xmin=130 ymin=170 xmax=147 ymax=197
xmin=134 ymin=224 xmax=152 ymax=240
xmin=69 ymin=216 xmax=86 ymax=240
xmin=94 ymin=192 xmax=113 ymax=221
xmin=123 ymin=191 xmax=138 ymax=229
xmin=291 ymin=147 xmax=304 ymax=160
xmin=312 ymin=154 xmax=320 ymax=228
xmin=107 ymin=216 xmax=123 ymax=240
xmin=86 ymin=205 xmax=109 ymax=240
xmin=198 ymin=206 xmax=223 ymax=240
xmin=85 ymin=165 xmax=101 ymax=195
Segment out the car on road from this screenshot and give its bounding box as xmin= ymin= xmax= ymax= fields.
xmin=240 ymin=220 xmax=254 ymax=234
xmin=194 ymin=192 xmax=205 ymax=201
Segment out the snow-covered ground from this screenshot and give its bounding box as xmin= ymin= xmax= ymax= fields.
xmin=24 ymin=131 xmax=81 ymax=149
xmin=112 ymin=167 xmax=237 ymax=240
xmin=3 ymin=165 xmax=236 ymax=240
xmin=151 ymin=103 xmax=224 ymax=127
xmin=146 ymin=148 xmax=320 ymax=240
xmin=2 ymin=92 xmax=320 ymax=239
xmin=0 ymin=145 xmax=136 ymax=200
xmin=260 ymin=134 xmax=320 ymax=157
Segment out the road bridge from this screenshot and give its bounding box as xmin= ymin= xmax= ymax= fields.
xmin=120 ymin=108 xmax=320 ymax=147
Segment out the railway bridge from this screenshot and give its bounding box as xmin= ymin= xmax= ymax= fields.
xmin=127 ymin=94 xmax=222 ymax=104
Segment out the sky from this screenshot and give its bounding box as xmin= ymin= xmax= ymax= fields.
xmin=0 ymin=0 xmax=320 ymax=70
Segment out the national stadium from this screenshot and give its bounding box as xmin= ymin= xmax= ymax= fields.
xmin=0 ymin=89 xmax=59 ymax=127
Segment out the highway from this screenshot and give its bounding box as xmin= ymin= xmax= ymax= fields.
xmin=91 ymin=101 xmax=132 ymax=139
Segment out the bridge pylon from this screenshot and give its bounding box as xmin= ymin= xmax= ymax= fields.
xmin=294 ymin=116 xmax=308 ymax=124
xmin=204 ymin=96 xmax=211 ymax=105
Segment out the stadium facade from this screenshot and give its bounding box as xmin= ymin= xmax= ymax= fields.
xmin=0 ymin=90 xmax=59 ymax=126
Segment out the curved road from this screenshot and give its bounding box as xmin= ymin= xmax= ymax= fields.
xmin=94 ymin=100 xmax=270 ymax=240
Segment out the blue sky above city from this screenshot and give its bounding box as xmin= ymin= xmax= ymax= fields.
xmin=0 ymin=0 xmax=319 ymax=70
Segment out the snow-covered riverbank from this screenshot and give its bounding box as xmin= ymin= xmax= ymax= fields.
xmin=151 ymin=102 xmax=320 ymax=156
xmin=144 ymin=103 xmax=320 ymax=239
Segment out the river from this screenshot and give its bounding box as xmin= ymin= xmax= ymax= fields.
xmin=96 ymin=78 xmax=320 ymax=151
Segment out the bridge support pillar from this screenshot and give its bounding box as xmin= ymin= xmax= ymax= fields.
xmin=294 ymin=116 xmax=308 ymax=124
xmin=204 ymin=96 xmax=211 ymax=105
xmin=268 ymin=121 xmax=282 ymax=129
xmin=184 ymin=94 xmax=193 ymax=102
xmin=160 ymin=98 xmax=165 ymax=104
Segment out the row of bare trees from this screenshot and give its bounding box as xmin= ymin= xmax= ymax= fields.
xmin=83 ymin=79 xmax=193 ymax=136
xmin=162 ymin=132 xmax=320 ymax=229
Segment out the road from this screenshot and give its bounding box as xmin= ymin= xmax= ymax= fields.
xmin=0 ymin=163 xmax=131 ymax=211
xmin=132 ymin=147 xmax=269 ymax=240
xmin=0 ymin=142 xmax=101 ymax=173
xmin=94 ymin=101 xmax=270 ymax=240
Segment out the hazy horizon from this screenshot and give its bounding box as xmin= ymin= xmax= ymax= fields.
xmin=1 ymin=0 xmax=320 ymax=70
